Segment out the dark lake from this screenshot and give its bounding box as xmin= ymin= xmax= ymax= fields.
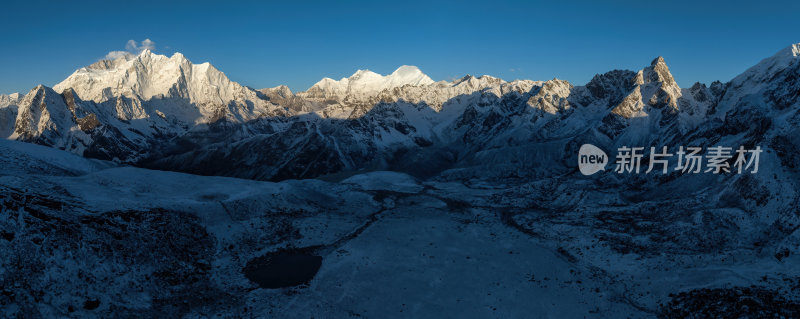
xmin=243 ymin=249 xmax=323 ymax=288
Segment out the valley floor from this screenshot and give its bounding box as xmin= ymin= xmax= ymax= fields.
xmin=1 ymin=140 xmax=798 ymax=318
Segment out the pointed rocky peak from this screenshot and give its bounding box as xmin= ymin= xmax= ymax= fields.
xmin=18 ymin=85 xmax=70 ymax=114
xmin=602 ymin=56 xmax=684 ymax=123
xmin=24 ymin=85 xmax=56 ymax=101
xmin=651 ymin=56 xmax=665 ymax=65
xmin=630 ymin=56 xmax=682 ymax=111
xmin=10 ymin=84 xmax=76 ymax=141
xmin=640 ymin=56 xmax=677 ymax=86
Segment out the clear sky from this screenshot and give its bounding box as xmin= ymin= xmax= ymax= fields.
xmin=1 ymin=0 xmax=798 ymax=95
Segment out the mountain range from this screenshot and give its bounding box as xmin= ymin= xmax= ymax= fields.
xmin=3 ymin=44 xmax=800 ymax=317
xmin=4 ymin=45 xmax=798 ymax=183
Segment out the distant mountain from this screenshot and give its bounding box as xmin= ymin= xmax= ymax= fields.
xmin=300 ymin=65 xmax=435 ymax=102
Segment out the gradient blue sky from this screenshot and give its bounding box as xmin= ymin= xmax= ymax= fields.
xmin=1 ymin=0 xmax=798 ymax=95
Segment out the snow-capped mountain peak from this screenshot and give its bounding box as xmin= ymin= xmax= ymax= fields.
xmin=387 ymin=65 xmax=433 ymax=86
xmin=52 ymin=50 xmax=282 ymax=125
xmin=0 ymin=50 xmax=292 ymax=161
xmin=56 ymin=50 xmax=227 ymax=104
xmin=301 ymin=65 xmax=434 ymax=99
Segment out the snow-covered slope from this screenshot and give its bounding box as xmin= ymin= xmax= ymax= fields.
xmin=0 ymin=138 xmax=112 ymax=176
xmin=716 ymin=43 xmax=800 ymax=116
xmin=2 ymin=117 xmax=800 ymax=318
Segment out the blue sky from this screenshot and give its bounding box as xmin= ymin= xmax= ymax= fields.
xmin=0 ymin=0 xmax=798 ymax=94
